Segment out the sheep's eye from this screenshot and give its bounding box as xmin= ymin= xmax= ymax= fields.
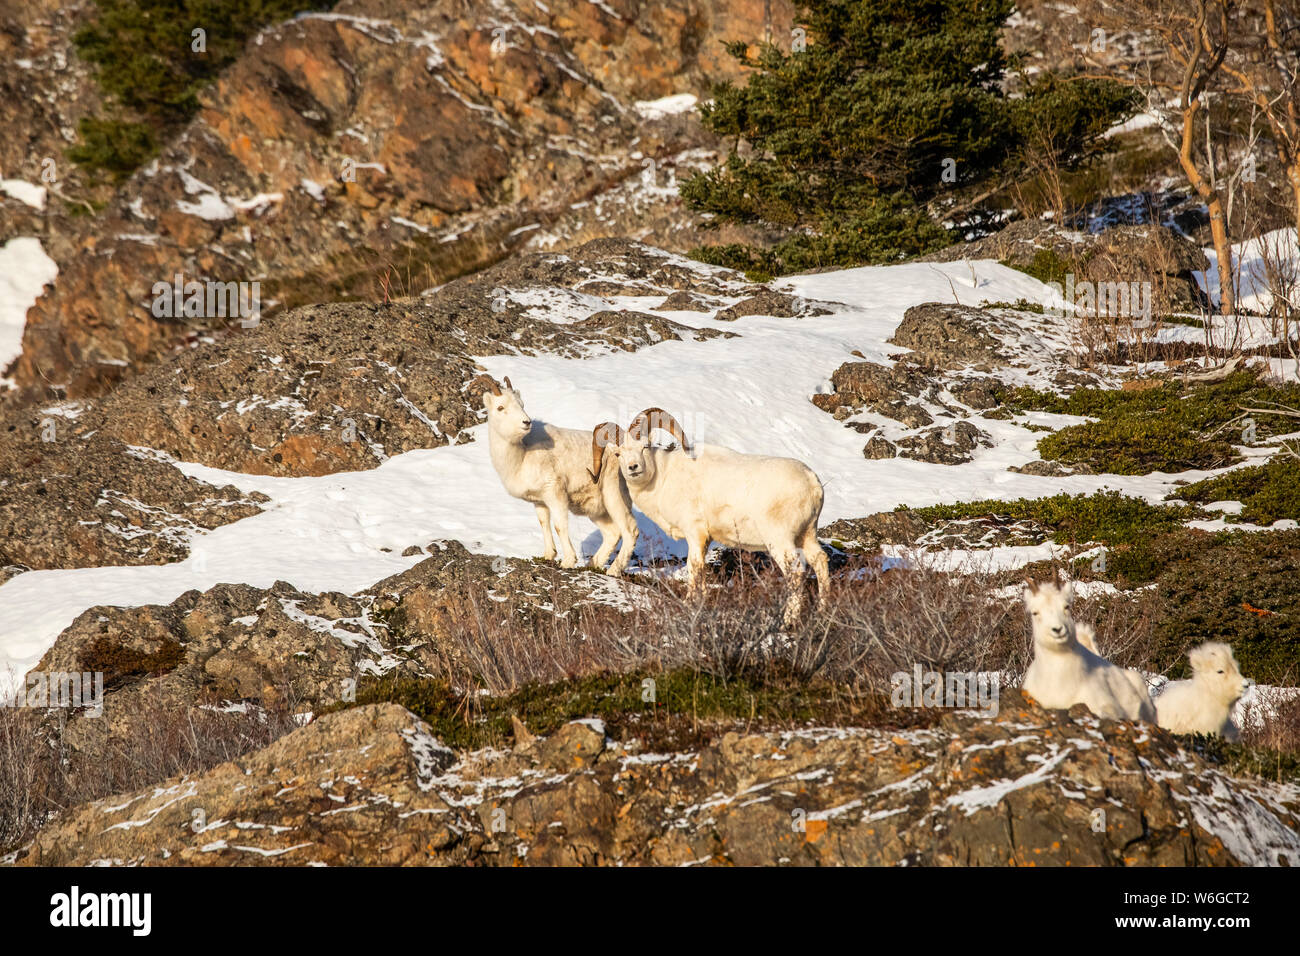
xmin=1217 ymin=669 xmax=1224 ymax=674
xmin=496 ymin=405 xmax=503 ymax=411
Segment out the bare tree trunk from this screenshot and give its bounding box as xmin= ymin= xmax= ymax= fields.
xmin=1292 ymin=166 xmax=1300 ymax=239
xmin=1180 ymin=0 xmax=1235 ymax=315
xmin=1176 ymin=103 xmax=1235 ymax=314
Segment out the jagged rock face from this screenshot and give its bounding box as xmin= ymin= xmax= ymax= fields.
xmin=1 ymin=0 xmax=794 ymax=408
xmin=17 ymin=693 xmax=1300 ymax=866
xmin=0 ymin=0 xmax=101 ymax=192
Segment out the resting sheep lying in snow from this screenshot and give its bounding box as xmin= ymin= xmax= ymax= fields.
xmin=475 ymin=375 xmax=638 ymax=576
xmin=1021 ymin=580 xmax=1156 ymax=722
xmin=591 ymin=407 xmax=829 ymax=623
xmin=1155 ymin=642 xmax=1250 ymax=741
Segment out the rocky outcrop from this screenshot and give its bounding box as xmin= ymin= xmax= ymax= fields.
xmin=2 ymin=0 xmax=795 ymax=408
xmin=5 ymin=240 xmax=750 ymax=481
xmin=24 ymin=540 xmax=648 ymax=754
xmin=820 ymin=511 xmax=930 ymax=550
xmin=920 ymin=219 xmax=1209 ymax=312
xmin=892 ymin=420 xmax=995 ymax=466
xmin=811 ymin=360 xmax=935 ymax=428
xmin=811 ymin=306 xmax=1009 ymax=464
xmin=17 ymin=692 xmax=1300 ymax=866
xmin=889 ymin=303 xmax=1008 ymax=370
xmin=714 ymin=290 xmax=831 ymax=321
xmin=0 ymin=422 xmax=266 ymax=570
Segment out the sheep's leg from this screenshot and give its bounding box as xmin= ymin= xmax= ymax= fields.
xmin=801 ymin=527 xmax=831 ymax=607
xmin=534 ymin=503 xmax=557 ymax=561
xmin=601 ymin=469 xmax=639 ymax=577
xmin=607 ymin=518 xmax=638 ymax=578
xmin=685 ymin=533 xmax=710 ymax=595
xmin=545 ymin=493 xmax=579 ymax=568
xmin=591 ymin=517 xmax=618 ymax=572
xmin=776 ymin=549 xmax=806 ymax=628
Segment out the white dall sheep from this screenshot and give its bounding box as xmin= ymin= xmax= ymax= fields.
xmin=475 ymin=375 xmax=638 ymax=575
xmin=1156 ymin=642 xmax=1250 ymax=741
xmin=592 ymin=408 xmax=829 ymax=623
xmin=1021 ymin=580 xmax=1156 ymax=722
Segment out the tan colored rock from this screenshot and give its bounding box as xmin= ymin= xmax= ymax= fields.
xmin=15 ymin=691 xmax=1300 ymax=867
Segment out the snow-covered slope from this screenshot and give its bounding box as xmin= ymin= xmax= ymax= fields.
xmin=0 ymin=254 xmax=1221 ymax=695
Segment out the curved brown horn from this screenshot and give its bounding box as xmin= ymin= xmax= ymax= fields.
xmin=589 ymin=421 xmax=624 ymax=482
xmin=469 ymin=374 xmax=501 ymax=396
xmin=503 ymin=375 xmax=513 ymax=390
xmin=627 ymin=407 xmax=690 ymax=453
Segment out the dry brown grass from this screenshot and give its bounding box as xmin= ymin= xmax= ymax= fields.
xmin=0 ymin=690 xmax=300 ymax=854
xmin=418 ymin=557 xmax=1021 ymax=697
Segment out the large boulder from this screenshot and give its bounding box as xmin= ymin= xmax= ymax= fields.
xmin=889 ymin=303 xmax=1006 ymax=370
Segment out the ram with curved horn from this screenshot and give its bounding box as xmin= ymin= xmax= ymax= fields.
xmin=475 ymin=375 xmax=638 ymax=575
xmin=596 ymin=407 xmax=829 ymax=623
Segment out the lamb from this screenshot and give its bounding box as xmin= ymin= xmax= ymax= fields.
xmin=591 ymin=407 xmax=829 ymax=624
xmin=1020 ymin=579 xmax=1156 ymax=722
xmin=474 ymin=374 xmax=638 ymax=576
xmin=1155 ymin=642 xmax=1250 ymax=741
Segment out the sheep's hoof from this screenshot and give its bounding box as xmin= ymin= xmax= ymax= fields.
xmin=605 ymin=566 xmax=623 ymax=578
xmin=559 ymin=557 xmax=578 ymax=569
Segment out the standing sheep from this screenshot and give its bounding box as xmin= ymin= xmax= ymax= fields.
xmin=475 ymin=375 xmax=638 ymax=575
xmin=592 ymin=407 xmax=829 ymax=624
xmin=1155 ymin=642 xmax=1250 ymax=741
xmin=1021 ymin=580 xmax=1156 ymax=722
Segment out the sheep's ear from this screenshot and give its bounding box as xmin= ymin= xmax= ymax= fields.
xmin=1062 ymin=580 xmax=1076 ymax=602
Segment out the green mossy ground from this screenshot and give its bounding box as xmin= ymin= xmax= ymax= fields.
xmin=1005 ymin=370 xmax=1300 ymax=474
xmin=323 ymin=667 xmax=913 ymax=753
xmin=1072 ymin=528 xmax=1300 ymax=681
xmin=1173 ymin=459 xmax=1300 ymax=526
xmin=903 ymin=491 xmax=1198 ymax=546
